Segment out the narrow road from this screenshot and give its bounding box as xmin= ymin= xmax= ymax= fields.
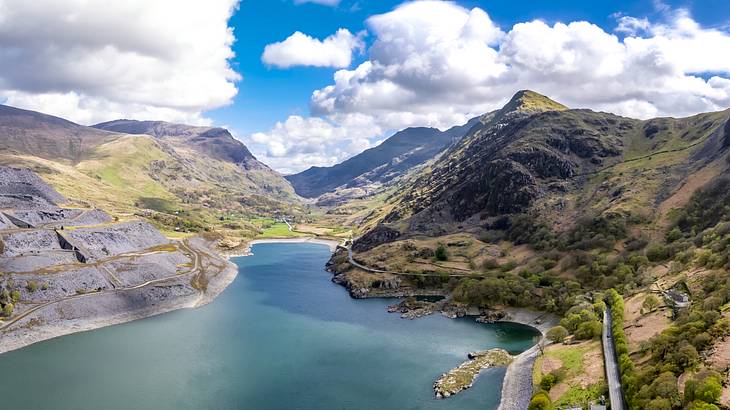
xmin=603 ymin=307 xmax=626 ymax=410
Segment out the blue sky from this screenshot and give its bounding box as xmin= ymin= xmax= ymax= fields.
xmin=1 ymin=0 xmax=729 ymax=173
xmin=210 ymin=0 xmax=730 ymax=137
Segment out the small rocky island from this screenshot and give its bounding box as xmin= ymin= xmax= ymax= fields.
xmin=434 ymin=348 xmax=514 ymax=398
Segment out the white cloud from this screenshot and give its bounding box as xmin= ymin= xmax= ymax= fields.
xmin=262 ymin=29 xmax=364 ymax=69
xmin=246 ymin=114 xmax=382 ymax=174
xmin=0 ymin=0 xmax=240 ymax=125
xmin=251 ymin=0 xmax=730 ymax=174
xmin=294 ymin=0 xmax=341 ymax=6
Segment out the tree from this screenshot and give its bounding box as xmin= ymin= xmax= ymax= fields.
xmin=575 ymin=320 xmax=602 ymax=340
xmin=642 ymin=294 xmax=660 ymax=313
xmin=695 ymin=376 xmax=722 ymax=404
xmin=2 ymin=302 xmax=13 ymax=317
xmin=546 ymin=326 xmax=569 ymax=343
xmin=645 ymin=397 xmax=672 ymax=410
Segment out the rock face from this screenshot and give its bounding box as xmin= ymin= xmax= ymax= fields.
xmin=352 ymin=225 xmax=401 ymax=252
xmin=392 ymin=106 xmax=634 ymax=228
xmin=66 ymin=220 xmax=169 ymax=260
xmin=0 ymin=167 xmax=67 ymax=206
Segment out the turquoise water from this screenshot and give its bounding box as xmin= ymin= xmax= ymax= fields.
xmin=0 ymin=243 xmax=539 ymax=410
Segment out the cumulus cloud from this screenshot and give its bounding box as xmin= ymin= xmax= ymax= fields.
xmin=251 ymin=0 xmax=730 ymax=173
xmin=0 ymin=0 xmax=240 ymax=125
xmin=262 ymin=29 xmax=364 ymax=69
xmin=247 ymin=113 xmax=381 ymax=174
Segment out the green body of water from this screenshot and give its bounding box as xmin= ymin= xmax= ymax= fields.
xmin=0 ymin=243 xmax=539 ymax=410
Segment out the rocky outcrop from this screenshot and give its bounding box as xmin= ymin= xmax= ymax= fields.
xmin=352 ymin=225 xmax=401 ymax=252
xmin=434 ymin=348 xmax=513 ymax=399
xmin=387 ymin=298 xmax=437 ymax=319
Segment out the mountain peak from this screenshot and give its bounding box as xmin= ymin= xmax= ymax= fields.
xmin=499 ymin=90 xmax=568 ymax=116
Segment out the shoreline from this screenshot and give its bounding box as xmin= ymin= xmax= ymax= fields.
xmin=1 ymin=237 xmax=552 ymax=410
xmin=496 ymin=308 xmax=559 ymax=410
xmin=220 ymin=236 xmax=341 ymax=259
xmin=0 ymin=238 xmax=238 ymax=355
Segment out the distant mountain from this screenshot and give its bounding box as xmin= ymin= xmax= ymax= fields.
xmin=93 ymin=120 xmax=261 ymax=169
xmin=0 ymin=104 xmax=118 ymax=162
xmin=353 ymin=90 xmax=730 ymax=250
xmin=0 ymin=105 xmax=299 ymax=232
xmin=285 ymin=118 xmax=480 ymax=198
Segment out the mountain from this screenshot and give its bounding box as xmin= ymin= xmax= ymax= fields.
xmin=0 ymin=104 xmax=118 ymax=162
xmin=0 ymin=104 xmax=299 ymax=235
xmin=285 ymin=118 xmax=480 ymax=199
xmin=93 ymin=120 xmax=260 ymax=168
xmin=353 ymin=90 xmax=730 ymax=249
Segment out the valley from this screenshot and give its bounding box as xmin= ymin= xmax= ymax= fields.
xmin=1 ymin=89 xmax=729 ymax=409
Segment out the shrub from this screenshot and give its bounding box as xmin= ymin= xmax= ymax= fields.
xmin=434 ymin=244 xmax=448 ymax=261
xmin=26 ymin=280 xmax=38 ymax=292
xmin=539 ymin=373 xmax=557 ymax=391
xmin=575 ymin=320 xmax=602 ymax=340
xmin=646 ymin=244 xmax=671 ymax=262
xmin=695 ymin=376 xmax=722 ymax=404
xmin=481 ymin=258 xmax=500 ymax=270
xmin=642 ymin=294 xmax=660 ymax=313
xmin=10 ymin=290 xmax=20 ymax=303
xmin=546 ymin=326 xmax=569 ymax=343
xmin=2 ymin=302 xmax=13 ymax=317
xmin=528 ymin=391 xmax=552 ymax=410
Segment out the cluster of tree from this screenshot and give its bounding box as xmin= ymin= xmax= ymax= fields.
xmin=675 ymin=177 xmax=730 ymax=234
xmin=0 ymin=284 xmax=20 ymax=317
xmin=451 ymin=273 xmax=583 ymax=314
xmin=557 ymin=301 xmax=604 ymax=340
xmin=627 ymin=273 xmax=730 ymax=409
xmin=505 ymin=213 xmax=629 ymax=252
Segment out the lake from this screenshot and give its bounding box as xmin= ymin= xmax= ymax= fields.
xmin=0 ymin=242 xmax=539 ymax=410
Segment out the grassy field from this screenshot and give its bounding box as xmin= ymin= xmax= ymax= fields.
xmin=533 ymin=341 xmax=606 ymax=407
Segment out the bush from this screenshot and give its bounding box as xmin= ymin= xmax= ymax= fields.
xmin=546 ymin=326 xmax=569 ymax=343
xmin=539 ymin=373 xmax=557 ymax=391
xmin=528 ymin=391 xmax=552 ymax=410
xmin=2 ymin=302 xmax=13 ymax=317
xmin=695 ymin=376 xmax=722 ymax=404
xmin=646 ymin=244 xmax=671 ymax=262
xmin=642 ymin=294 xmax=660 ymax=313
xmin=434 ymin=244 xmax=448 ymax=261
xmin=26 ymin=280 xmax=38 ymax=292
xmin=575 ymin=320 xmax=602 ymax=340
xmin=10 ymin=290 xmax=20 ymax=303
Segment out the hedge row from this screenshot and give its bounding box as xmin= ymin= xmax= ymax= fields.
xmin=606 ymin=289 xmax=637 ymax=406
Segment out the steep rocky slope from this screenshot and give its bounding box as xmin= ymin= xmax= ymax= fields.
xmin=286 ymin=118 xmax=479 ymax=199
xmin=355 ymin=90 xmax=730 ymax=249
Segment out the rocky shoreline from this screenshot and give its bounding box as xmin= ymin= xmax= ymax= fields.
xmin=434 ymin=348 xmax=513 ymax=398
xmin=496 ymin=308 xmax=559 ymax=410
